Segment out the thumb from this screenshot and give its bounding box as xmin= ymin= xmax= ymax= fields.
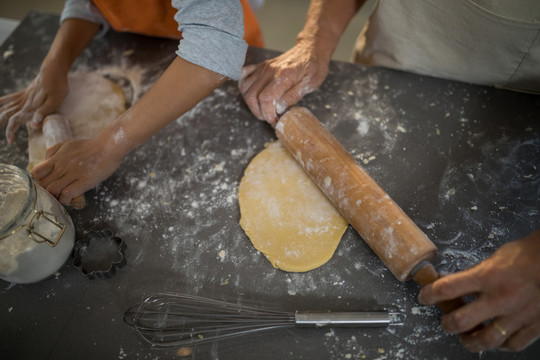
xmin=31 ymin=99 xmax=59 ymax=129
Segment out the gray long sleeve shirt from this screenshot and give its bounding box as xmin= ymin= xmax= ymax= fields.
xmin=61 ymin=0 xmax=247 ymax=80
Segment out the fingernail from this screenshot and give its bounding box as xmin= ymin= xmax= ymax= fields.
xmin=31 ymin=112 xmax=43 ymax=127
xmin=275 ymin=100 xmax=288 ymax=115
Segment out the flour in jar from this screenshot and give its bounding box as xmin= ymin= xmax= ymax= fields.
xmin=0 ymin=188 xmax=36 ymax=275
xmin=0 ymin=166 xmax=75 ymax=284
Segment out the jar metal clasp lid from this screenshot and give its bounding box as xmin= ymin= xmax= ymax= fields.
xmin=27 ymin=210 xmax=66 ymax=247
xmin=0 ymin=182 xmax=67 ymax=247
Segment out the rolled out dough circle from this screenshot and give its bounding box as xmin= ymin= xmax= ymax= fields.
xmin=239 ymin=141 xmax=348 ymax=272
xmin=27 ymin=72 xmax=126 ymax=169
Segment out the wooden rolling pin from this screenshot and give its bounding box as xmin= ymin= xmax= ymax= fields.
xmin=42 ymin=114 xmax=86 ymax=210
xmin=276 ymin=107 xmax=464 ymax=313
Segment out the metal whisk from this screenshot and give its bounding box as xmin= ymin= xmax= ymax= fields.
xmin=124 ymin=293 xmax=405 ymax=348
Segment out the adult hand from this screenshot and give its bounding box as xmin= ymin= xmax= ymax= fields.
xmin=239 ymin=0 xmax=362 ymax=125
xmin=31 ymin=137 xmax=123 ymax=206
xmin=0 ymin=66 xmax=69 ymax=144
xmin=239 ymin=40 xmax=331 ymax=126
xmin=419 ymin=230 xmax=540 ymax=352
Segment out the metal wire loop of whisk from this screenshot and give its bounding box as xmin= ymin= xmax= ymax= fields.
xmin=123 ymin=293 xmax=405 ymax=348
xmin=124 ymin=293 xmax=295 ymax=348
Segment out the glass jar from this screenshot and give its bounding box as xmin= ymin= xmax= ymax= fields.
xmin=0 ymin=164 xmax=75 ymax=283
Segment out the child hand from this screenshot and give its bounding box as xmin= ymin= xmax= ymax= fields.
xmin=1 ymin=66 xmax=68 ymax=144
xmin=31 ymin=136 xmax=124 ymax=205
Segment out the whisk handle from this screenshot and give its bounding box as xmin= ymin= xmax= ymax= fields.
xmin=294 ymin=311 xmax=405 ymax=328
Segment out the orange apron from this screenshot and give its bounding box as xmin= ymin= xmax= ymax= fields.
xmin=92 ymin=0 xmax=264 ymax=47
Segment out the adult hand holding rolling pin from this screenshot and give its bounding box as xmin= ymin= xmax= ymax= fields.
xmin=240 ymin=0 xmax=539 ymax=125
xmin=419 ymin=230 xmax=540 ymax=352
xmin=239 ymin=0 xmax=362 ymax=125
xmin=240 ymin=0 xmax=540 ymax=353
xmin=277 ymin=107 xmax=540 ymax=353
xmin=239 ymin=39 xmax=330 ymax=126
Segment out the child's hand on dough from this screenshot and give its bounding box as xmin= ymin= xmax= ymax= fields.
xmin=418 ymin=230 xmax=540 ymax=352
xmin=31 ymin=136 xmax=124 ymax=206
xmin=0 ymin=67 xmax=69 ymax=144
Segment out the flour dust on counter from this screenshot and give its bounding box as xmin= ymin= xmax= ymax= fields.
xmin=81 ymin=79 xmax=379 ymax=302
xmin=309 ymin=66 xmax=406 ymax=156
xmin=433 ymin=126 xmax=540 ymax=275
xmin=84 ymin=82 xmax=264 ymax=287
xmin=319 ymin=307 xmax=447 ymax=360
xmin=2 ymin=44 xmax=15 ymax=61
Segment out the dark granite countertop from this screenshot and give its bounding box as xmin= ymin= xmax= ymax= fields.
xmin=1 ymin=12 xmax=539 ymax=360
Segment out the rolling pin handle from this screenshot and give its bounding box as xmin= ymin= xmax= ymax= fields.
xmin=71 ymin=195 xmax=87 ymax=210
xmin=413 ymin=262 xmax=467 ymax=314
xmin=410 ymin=260 xmax=430 ymax=279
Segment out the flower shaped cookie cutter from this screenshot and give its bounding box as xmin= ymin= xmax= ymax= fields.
xmin=72 ymin=229 xmax=127 ymax=279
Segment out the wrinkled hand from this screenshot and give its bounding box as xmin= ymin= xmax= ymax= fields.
xmin=239 ymin=41 xmax=331 ymax=126
xmin=31 ymin=137 xmax=123 ymax=205
xmin=419 ymin=230 xmax=540 ymax=352
xmin=0 ymin=66 xmax=68 ymax=144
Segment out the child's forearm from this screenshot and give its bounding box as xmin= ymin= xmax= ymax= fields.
xmin=97 ymin=56 xmax=227 ymax=160
xmin=42 ymin=18 xmax=100 ymax=74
